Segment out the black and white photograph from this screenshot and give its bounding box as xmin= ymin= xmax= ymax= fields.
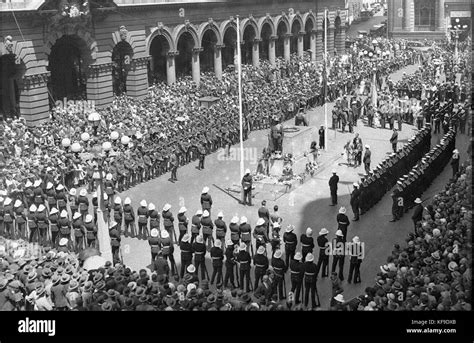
xmin=0 ymin=0 xmax=472 ymax=339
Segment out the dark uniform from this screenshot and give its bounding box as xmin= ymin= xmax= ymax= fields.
xmin=331 ymin=234 xmax=345 ymax=281
xmin=290 ymin=255 xmax=304 ymax=304
xmin=237 ymin=246 xmax=252 ymax=292
xmin=137 ymin=204 xmax=149 ymax=239
xmin=350 ymin=185 xmax=360 ymax=221
xmin=348 ymin=238 xmax=363 ymax=284
xmin=123 ymin=202 xmax=135 ymax=237
xmin=224 ymin=242 xmax=237 ymax=288
xmin=300 ymin=231 xmax=314 ymax=262
xmin=210 ymin=244 xmax=224 ymax=286
xmin=148 ymin=233 xmax=161 ymax=264
xmin=177 ymin=211 xmax=189 ymax=244
xmin=84 ymin=218 xmax=97 ymax=248
xmin=271 ymin=253 xmax=287 ymax=301
xmin=214 ymin=215 xmax=227 ymax=247
xmin=328 ymin=173 xmax=339 ymax=206
xmin=162 ymin=208 xmax=177 ymax=243
xmin=200 ymin=213 xmax=214 ymax=249
xmin=303 ymin=257 xmax=320 ymax=309
xmin=71 ymin=215 xmax=84 ymax=252
xmin=192 ymin=238 xmax=208 ymax=280
xmin=190 ymin=213 xmax=202 ymax=243
xmin=49 ymin=210 xmax=60 ymax=247
xmin=241 ymin=172 xmax=253 ymax=206
xmin=336 ymin=211 xmax=350 ymax=242
xmin=109 ymin=225 xmax=121 ymax=265
xmin=253 ymin=250 xmax=269 ymax=290
xmin=283 ymin=228 xmax=297 ymax=268
xmin=179 ymin=237 xmax=194 ymax=279
xmin=229 ymin=219 xmax=240 ymax=246
xmin=315 ymin=232 xmax=329 ymax=278
xmin=239 ymin=220 xmax=252 ymax=254
xmin=36 ymin=207 xmax=49 ymax=246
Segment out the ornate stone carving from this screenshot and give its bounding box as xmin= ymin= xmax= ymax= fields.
xmin=87 ymin=62 xmax=114 ymax=78
xmin=23 ymin=72 xmax=51 ymax=88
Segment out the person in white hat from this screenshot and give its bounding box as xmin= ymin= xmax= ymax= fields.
xmin=300 ymin=227 xmax=314 ymax=262
xmin=190 ymin=209 xmax=203 ymax=243
xmin=331 ymin=294 xmax=345 ymax=309
xmin=389 ymin=184 xmax=403 ymax=223
xmin=210 ymin=238 xmax=224 ymax=286
xmin=253 ymin=245 xmax=269 ymax=290
xmin=223 ymin=239 xmax=238 ymax=288
xmin=177 ymin=206 xmax=188 ymax=243
xmin=159 ymin=228 xmax=177 ymax=277
xmin=55 ymin=184 xmax=68 ymax=213
xmin=123 ymin=197 xmax=136 ymax=237
xmin=336 ymin=206 xmax=350 ymax=242
xmin=241 ymin=168 xmax=253 ymax=206
xmin=193 ymin=235 xmax=208 ymax=280
xmin=112 ymin=196 xmax=123 ymax=231
xmin=103 ymin=172 xmax=115 ymax=202
xmin=179 ymin=233 xmax=193 ymax=279
xmin=71 ymin=211 xmax=84 ymax=253
xmin=137 ymin=200 xmax=149 ymax=239
xmin=200 ymin=187 xmax=213 ymax=216
xmin=68 ymin=188 xmax=78 ymax=215
xmin=451 ymin=148 xmax=460 ymax=178
xmin=25 ymin=204 xmax=38 ymax=242
xmin=11 ymin=199 xmax=24 ymax=240
xmin=363 ymin=144 xmax=371 ymax=174
xmin=411 ymin=198 xmax=423 ymax=231
xmin=148 ymin=228 xmax=160 ymax=264
xmin=35 ymin=203 xmax=49 ymax=245
xmin=239 ymin=216 xmax=252 ymax=253
xmin=332 ymin=230 xmax=345 ymax=281
xmin=329 ymin=170 xmax=339 ymax=206
xmin=229 ymin=215 xmax=240 ymax=246
xmin=214 ymin=211 xmax=227 ymax=247
xmin=289 ymin=251 xmax=304 ymax=304
xmin=254 ymin=217 xmax=269 ymax=252
xmin=271 ymin=249 xmax=286 ymax=300
xmin=84 ymin=213 xmax=97 ymax=248
xmin=316 ymin=228 xmax=330 ymax=278
xmin=48 ymin=207 xmax=60 ymax=247
xmin=283 ymin=225 xmax=297 ymax=268
xmin=348 ymin=236 xmax=363 ymax=284
xmin=236 ymin=241 xmax=252 ymax=292
xmin=303 ymin=252 xmax=320 ymax=309
xmin=201 ymin=209 xmax=214 ymax=248
xmin=78 ymin=189 xmax=89 ymax=219
xmin=350 ymin=183 xmax=361 ymax=221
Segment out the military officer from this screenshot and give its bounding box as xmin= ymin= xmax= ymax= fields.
xmin=303 ymin=253 xmax=320 ymax=310
xmin=177 ymin=207 xmax=189 ymax=244
xmin=214 ymin=211 xmax=227 ymax=247
xmin=179 ymin=233 xmax=194 ymax=279
xmin=315 ymin=228 xmax=329 ymax=278
xmin=271 ymin=249 xmax=287 ymax=301
xmin=283 ymin=225 xmax=297 ymax=268
xmin=210 ymin=239 xmax=224 ymax=287
xmin=190 ymin=209 xmax=202 ymax=244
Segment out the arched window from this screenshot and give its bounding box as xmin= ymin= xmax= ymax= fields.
xmin=414 ymin=0 xmax=435 ymax=31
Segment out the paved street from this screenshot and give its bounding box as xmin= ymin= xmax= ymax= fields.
xmin=346 ymin=7 xmax=387 ymax=39
xmin=117 ymin=63 xmax=469 ymax=308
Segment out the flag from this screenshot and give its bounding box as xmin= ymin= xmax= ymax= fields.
xmin=371 ymin=72 xmax=378 ymax=108
xmin=96 ymin=182 xmax=113 ymax=263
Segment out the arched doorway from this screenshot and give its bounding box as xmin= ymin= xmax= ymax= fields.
xmin=149 ymin=35 xmax=170 ymax=85
xmin=176 ymin=32 xmax=194 ymax=78
xmin=260 ymin=22 xmax=272 ymax=61
xmin=47 ymin=35 xmax=90 ymax=103
xmin=201 ymin=30 xmax=218 ymax=73
xmin=290 ymin=20 xmax=301 ymax=55
xmin=242 ymin=25 xmax=256 ymax=65
xmin=276 ymin=21 xmax=287 ymax=58
xmin=222 ymin=26 xmax=236 ymax=69
xmin=304 ymin=19 xmax=314 ymax=52
xmin=0 ymin=53 xmax=25 ymax=120
xmin=112 ymin=41 xmax=133 ymax=95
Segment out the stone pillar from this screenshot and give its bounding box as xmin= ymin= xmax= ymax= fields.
xmin=328 ymin=27 xmax=335 ymax=57
xmin=192 ymin=47 xmax=202 ymax=86
xmin=283 ymin=34 xmax=291 ymax=61
xmin=87 ymin=62 xmax=114 ymax=108
xmin=269 ymin=36 xmax=277 ymax=66
xmin=310 ymin=30 xmax=317 ymax=62
xmin=297 ymin=32 xmax=305 ymax=57
xmin=252 ymin=39 xmax=260 ymax=67
xmin=126 ymin=57 xmax=149 ymax=100
xmin=214 ymin=45 xmax=223 ymax=80
xmin=166 ymin=51 xmax=177 ymax=85
xmin=315 ymin=30 xmax=323 ymax=61
xmin=403 ymin=0 xmax=415 ymax=31
xmin=437 ymin=0 xmax=445 ymax=31
xmin=20 ymin=72 xmax=50 ymax=126
xmin=336 ymin=27 xmax=346 ymax=55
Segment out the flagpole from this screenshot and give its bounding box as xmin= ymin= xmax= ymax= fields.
xmin=324 ymin=9 xmax=328 ymax=151
xmin=236 ymin=15 xmax=245 ymax=181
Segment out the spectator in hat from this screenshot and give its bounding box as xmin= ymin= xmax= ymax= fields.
xmin=411 ymin=198 xmax=423 ymax=230
xmin=350 ymin=183 xmax=361 ymax=221
xmin=451 ymin=149 xmax=459 ymax=179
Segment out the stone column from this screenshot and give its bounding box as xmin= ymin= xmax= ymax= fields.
xmin=192 ymin=47 xmax=203 ymax=86
xmin=437 ymin=0 xmax=445 ymax=31
xmin=297 ymin=31 xmax=305 ymax=57
xmin=310 ymin=30 xmax=317 ymax=62
xmin=315 ymin=30 xmax=323 ymax=61
xmin=403 ymin=0 xmax=415 ymax=31
xmin=328 ymin=27 xmax=335 ymax=56
xmin=336 ymin=26 xmax=346 ymax=55
xmin=214 ymin=44 xmax=223 ymax=80
xmin=126 ymin=56 xmax=149 ymax=100
xmin=87 ymin=62 xmax=114 ymax=108
xmin=252 ymin=39 xmax=260 ymax=67
xmin=283 ymin=34 xmax=291 ymax=61
xmin=166 ymin=51 xmax=178 ymax=85
xmin=269 ymin=36 xmax=277 ymax=66
xmin=20 ymin=72 xmax=50 ymax=126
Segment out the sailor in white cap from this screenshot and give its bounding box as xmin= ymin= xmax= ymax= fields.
xmin=32 ymin=180 xmax=45 ymax=207
xmin=271 ymin=249 xmax=287 ymax=300
xmin=411 ymin=198 xmax=423 ymax=230
xmin=336 ymin=206 xmax=350 ymax=242
xmin=289 ymin=251 xmax=304 ymax=304
xmin=254 ymin=217 xmax=269 ymax=252
xmin=112 ymin=196 xmax=123 ymax=231
xmin=229 ymin=215 xmax=240 ymax=246
xmin=68 ymin=188 xmax=78 ymax=214
xmin=253 ymin=245 xmax=269 ymax=289
xmin=332 ymin=230 xmax=345 ymax=281
xmin=451 ymin=148 xmax=460 ymax=178
xmin=214 ymin=211 xmax=227 ymax=247
xmin=190 ymin=209 xmax=203 ymax=243
xmin=363 ymin=144 xmax=371 ymax=174
xmin=1 ymin=197 xmax=14 ymax=239
xmin=148 ymin=228 xmax=161 ymax=264
xmin=177 ymin=206 xmax=188 ymax=243
xmin=315 ymin=228 xmax=330 ymax=278
xmin=200 ymin=186 xmax=213 ymax=217
xmin=84 ymin=214 xmax=97 ymax=248
xmin=283 ymin=225 xmax=297 ymax=267
xmin=210 ymin=238 xmax=224 ymax=286
xmin=71 ymin=211 xmax=85 ymax=252
xmin=137 ymin=199 xmax=149 ymax=239
xmin=300 ymin=227 xmax=315 ymax=262
xmin=49 ymin=207 xmax=60 ymax=246
xmin=241 ymin=168 xmax=253 ymax=206
xmin=55 ymin=184 xmax=67 ymax=213
xmin=123 ymin=197 xmax=136 ymax=237
xmin=179 ymin=233 xmax=193 ymax=279
xmin=193 ymin=235 xmax=208 ymax=280
xmin=303 ymin=252 xmax=320 ymax=309
xmin=350 ymin=182 xmax=361 ymax=221
xmin=239 ymin=216 xmax=252 ymax=254
xmin=329 ymin=170 xmax=339 ymax=206
xmin=348 ymin=236 xmax=363 ymax=284
xmin=44 ymin=181 xmax=56 ymax=211
xmin=201 ymin=209 xmax=214 ymax=248
xmin=78 ymin=188 xmax=89 ymax=219
xmin=223 ymin=239 xmax=238 ymax=288
xmin=237 ymin=241 xmax=252 ymax=292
